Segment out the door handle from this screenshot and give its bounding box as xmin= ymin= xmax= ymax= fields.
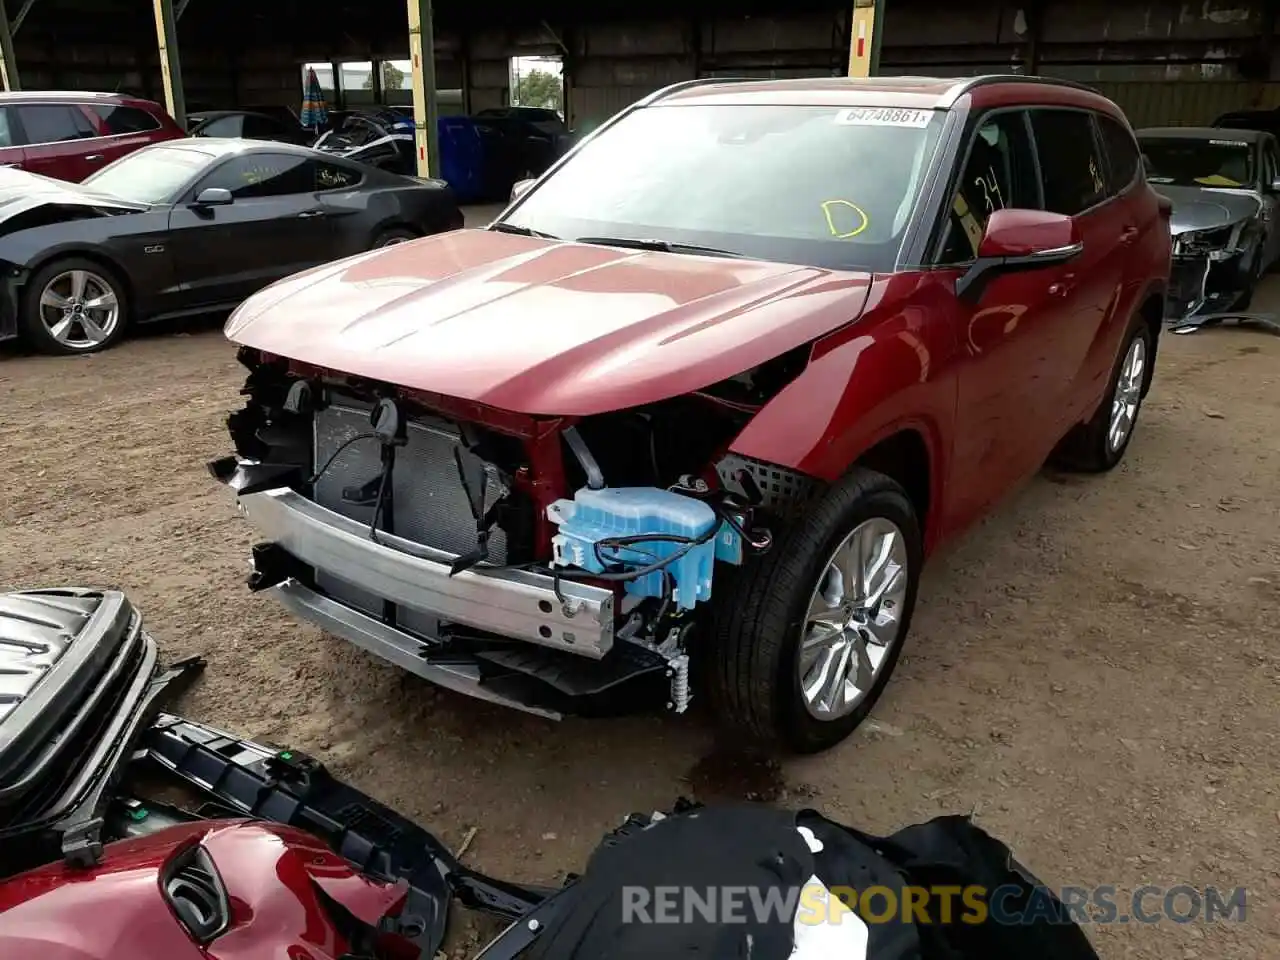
xmin=297 ymin=209 xmax=325 ymax=218
xmin=84 ymin=154 xmax=104 ymax=162
xmin=1119 ymin=226 xmax=1139 ymax=244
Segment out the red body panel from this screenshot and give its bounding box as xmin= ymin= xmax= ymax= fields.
xmin=226 ymin=228 xmax=873 ymax=417
xmin=0 ymin=93 xmax=184 ymax=183
xmin=0 ymin=821 xmax=410 ymax=960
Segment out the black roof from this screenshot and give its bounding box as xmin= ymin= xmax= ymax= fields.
xmin=1136 ymin=126 xmax=1269 ymax=143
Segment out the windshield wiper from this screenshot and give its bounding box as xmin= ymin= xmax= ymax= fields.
xmin=573 ymin=236 xmax=747 ymax=259
xmin=488 ymin=222 xmax=560 ymax=240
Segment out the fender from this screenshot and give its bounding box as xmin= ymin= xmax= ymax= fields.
xmin=727 ymin=274 xmax=960 ymax=549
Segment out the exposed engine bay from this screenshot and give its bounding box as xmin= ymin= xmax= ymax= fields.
xmin=210 ymin=345 xmax=818 ymax=719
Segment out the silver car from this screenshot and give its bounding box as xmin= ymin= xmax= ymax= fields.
xmin=1136 ymin=126 xmax=1280 ymax=320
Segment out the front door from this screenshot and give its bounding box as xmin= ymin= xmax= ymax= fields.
xmin=166 ymin=152 xmax=338 ymax=308
xmin=938 ymin=109 xmax=1080 ymax=532
xmin=13 ymin=103 xmax=104 ymax=182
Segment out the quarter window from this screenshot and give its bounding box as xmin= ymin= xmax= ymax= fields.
xmin=92 ymin=104 xmax=161 ymax=135
xmin=1096 ymin=114 xmax=1141 ymax=195
xmin=15 ymin=104 xmax=97 ymax=145
xmin=938 ymin=111 xmax=1040 ymax=264
xmin=1030 ymin=110 xmax=1107 ymax=216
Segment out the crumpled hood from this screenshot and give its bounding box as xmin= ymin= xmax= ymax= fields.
xmin=225 ymin=228 xmax=873 ymax=416
xmin=0 ymin=166 xmax=146 ymax=227
xmin=1152 ymin=183 xmax=1260 ymax=237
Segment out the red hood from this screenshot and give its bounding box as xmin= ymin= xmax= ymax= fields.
xmin=0 ymin=821 xmax=412 ymax=960
xmin=225 ymin=229 xmax=873 ymax=416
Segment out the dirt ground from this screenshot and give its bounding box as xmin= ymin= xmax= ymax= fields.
xmin=2 ymin=270 xmax=1278 ymax=958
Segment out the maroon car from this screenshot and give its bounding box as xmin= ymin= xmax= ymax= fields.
xmin=0 ymin=91 xmax=185 ymax=182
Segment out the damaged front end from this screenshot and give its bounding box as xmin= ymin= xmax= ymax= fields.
xmin=1166 ymin=220 xmax=1258 ymax=321
xmin=210 ymin=345 xmax=820 ymax=721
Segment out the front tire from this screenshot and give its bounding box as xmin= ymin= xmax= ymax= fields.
xmin=20 ymin=258 xmax=128 ymax=355
xmin=1052 ymin=312 xmax=1152 ymax=473
xmin=707 ymin=467 xmax=923 ymax=754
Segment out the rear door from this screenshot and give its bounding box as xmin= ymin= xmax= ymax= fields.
xmin=0 ymin=106 xmax=24 ymax=170
xmin=166 ymin=152 xmax=338 ymax=307
xmin=938 ymin=108 xmax=1078 ymax=529
xmin=15 ymin=103 xmax=104 ymax=181
xmin=1027 ymin=108 xmax=1126 ymax=432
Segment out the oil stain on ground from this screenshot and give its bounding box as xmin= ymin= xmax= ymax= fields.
xmin=684 ymin=746 xmax=812 ymax=804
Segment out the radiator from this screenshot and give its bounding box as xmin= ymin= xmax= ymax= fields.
xmin=310 ymin=397 xmax=510 ymax=638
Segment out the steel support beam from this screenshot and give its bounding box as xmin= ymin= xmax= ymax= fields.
xmin=847 ymin=0 xmax=885 ymax=78
xmin=11 ymin=0 xmax=35 ymax=35
xmin=175 ymin=0 xmax=191 ymax=19
xmin=152 ymin=0 xmax=186 ymax=128
xmin=0 ymin=0 xmax=19 ymax=91
xmin=407 ymin=0 xmax=440 ymax=179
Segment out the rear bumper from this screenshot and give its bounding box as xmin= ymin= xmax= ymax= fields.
xmin=237 ymin=486 xmax=616 ymax=659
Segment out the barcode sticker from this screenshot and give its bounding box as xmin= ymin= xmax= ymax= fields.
xmin=835 ymin=107 xmax=934 ymax=128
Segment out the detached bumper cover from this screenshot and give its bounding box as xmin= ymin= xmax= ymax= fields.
xmin=236 ymin=486 xmax=616 ymax=658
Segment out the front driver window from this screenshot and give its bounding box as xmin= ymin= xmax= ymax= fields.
xmin=196 ymin=154 xmax=313 ymax=199
xmin=938 ymin=111 xmax=1040 ymax=264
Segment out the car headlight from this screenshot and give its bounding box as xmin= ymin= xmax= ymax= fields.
xmin=1173 ymin=225 xmax=1237 ymax=260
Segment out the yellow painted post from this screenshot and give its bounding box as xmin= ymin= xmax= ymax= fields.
xmin=407 ymin=0 xmax=441 ymax=179
xmin=0 ymin=0 xmax=19 ymax=91
xmin=152 ymin=0 xmax=186 ymax=128
xmin=848 ymin=0 xmax=885 ymax=78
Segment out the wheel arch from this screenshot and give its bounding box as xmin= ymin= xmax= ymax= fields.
xmin=22 ymin=247 xmax=135 ymax=318
xmin=1135 ymin=281 xmax=1164 ymax=398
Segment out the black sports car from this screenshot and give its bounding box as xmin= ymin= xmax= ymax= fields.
xmin=0 ymin=138 xmax=462 ymax=355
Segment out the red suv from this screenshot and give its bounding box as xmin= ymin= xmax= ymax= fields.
xmin=0 ymin=91 xmax=185 ymax=182
xmin=214 ymin=75 xmax=1171 ymax=753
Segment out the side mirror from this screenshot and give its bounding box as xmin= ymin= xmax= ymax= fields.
xmin=956 ymin=208 xmax=1083 ymax=303
xmin=510 ymin=178 xmax=536 ymax=202
xmin=194 ymin=187 xmax=233 ymax=206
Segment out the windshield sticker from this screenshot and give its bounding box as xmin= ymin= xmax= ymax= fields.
xmin=820 ymin=199 xmax=869 ymax=238
xmin=1209 ymin=139 xmax=1249 ymax=147
xmin=835 ymin=107 xmax=933 ymax=128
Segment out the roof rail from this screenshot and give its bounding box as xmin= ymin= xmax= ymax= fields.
xmin=940 ymin=74 xmax=1104 ymax=108
xmin=640 ymin=76 xmax=761 ymax=106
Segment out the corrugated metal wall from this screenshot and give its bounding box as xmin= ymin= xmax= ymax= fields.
xmin=1091 ymin=81 xmax=1280 ymax=127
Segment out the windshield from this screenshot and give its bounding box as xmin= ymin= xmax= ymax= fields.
xmin=1139 ymin=137 xmax=1256 ymax=188
xmin=499 ymin=103 xmax=945 ymax=271
xmin=83 ymin=146 xmax=212 ymax=203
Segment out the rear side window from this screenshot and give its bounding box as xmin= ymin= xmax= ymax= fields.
xmin=938 ymin=111 xmax=1040 ymax=264
xmin=314 ymin=161 xmax=361 ymax=190
xmin=16 ymin=104 xmax=97 ymax=144
xmin=1096 ymin=114 xmax=1141 ymax=195
xmin=242 ymin=114 xmax=283 ymax=138
xmin=1030 ymin=110 xmax=1107 ymax=216
xmin=0 ymin=108 xmax=14 ymax=148
xmin=93 ymin=104 xmax=161 ymax=135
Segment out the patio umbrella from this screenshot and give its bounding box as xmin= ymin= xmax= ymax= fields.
xmin=300 ymin=67 xmax=329 ymax=135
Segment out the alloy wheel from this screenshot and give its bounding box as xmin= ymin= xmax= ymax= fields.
xmin=797 ymin=517 xmax=909 ymax=720
xmin=1108 ymin=337 xmax=1146 ymax=453
xmin=38 ymin=269 xmax=121 ymax=351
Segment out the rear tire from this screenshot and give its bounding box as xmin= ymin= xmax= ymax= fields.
xmin=20 ymin=257 xmax=128 ymax=356
xmin=706 ymin=467 xmax=923 ymax=754
xmin=1051 ymin=311 xmax=1152 ymax=473
xmin=372 ymin=227 xmax=417 ymax=249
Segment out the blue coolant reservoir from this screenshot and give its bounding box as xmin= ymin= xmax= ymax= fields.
xmin=547 ymin=487 xmax=722 ymax=610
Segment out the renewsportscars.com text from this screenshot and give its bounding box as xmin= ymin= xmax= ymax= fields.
xmin=620 ymin=883 xmax=1247 ymax=926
